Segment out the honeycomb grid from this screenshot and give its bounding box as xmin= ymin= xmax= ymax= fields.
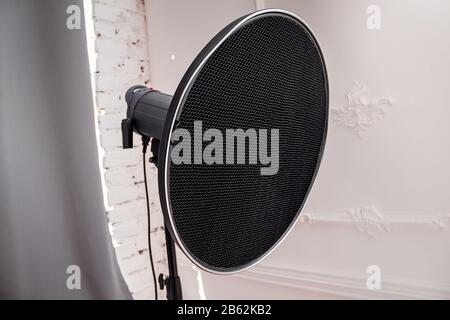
xmin=166 ymin=13 xmax=328 ymax=272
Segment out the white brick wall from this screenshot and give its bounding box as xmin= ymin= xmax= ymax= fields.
xmin=88 ymin=0 xmax=167 ymax=300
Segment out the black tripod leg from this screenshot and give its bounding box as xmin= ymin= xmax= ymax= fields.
xmin=159 ymin=226 xmax=183 ymax=300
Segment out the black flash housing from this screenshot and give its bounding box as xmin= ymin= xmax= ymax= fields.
xmin=121 ymin=85 xmax=172 ymax=149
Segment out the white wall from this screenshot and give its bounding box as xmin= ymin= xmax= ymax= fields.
xmin=145 ymin=0 xmax=257 ymax=94
xmin=144 ymin=0 xmax=450 ymax=299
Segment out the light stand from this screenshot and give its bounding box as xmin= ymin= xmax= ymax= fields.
xmin=150 ymin=140 xmax=183 ymax=301
xmin=122 ymin=86 xmax=183 ymax=300
xmin=159 ymin=228 xmax=183 ymax=300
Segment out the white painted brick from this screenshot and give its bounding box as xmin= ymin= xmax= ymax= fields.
xmin=95 ymin=37 xmax=128 ymax=57
xmin=114 ymin=242 xmax=137 ymax=260
xmin=115 ymin=235 xmax=140 ymax=247
xmin=90 ymin=0 xmax=166 ymax=300
xmin=148 ymin=241 xmax=167 ymax=264
xmin=96 ymin=92 xmax=124 ymax=110
xmin=105 ymin=165 xmax=143 ymax=186
xmin=109 ymin=209 xmax=146 ymax=226
xmin=132 ymin=287 xmax=154 ymax=300
xmin=94 ymin=20 xmax=119 ymax=39
xmin=100 ymin=129 xmax=124 ymax=148
xmin=94 ymin=0 xmax=146 ymax=13
xmin=95 ymin=21 xmax=150 ymax=46
xmin=99 ymin=112 xmax=124 ymax=130
xmin=129 ymin=282 xmax=153 ymax=295
xmin=95 ymin=37 xmax=147 ymax=60
xmin=149 ymin=206 xmax=165 ymax=230
xmin=93 ymin=2 xmax=147 ymax=26
xmin=134 ymin=234 xmax=149 ymax=251
xmin=96 ymin=72 xmax=147 ymax=92
xmin=112 ymin=227 xmax=143 ymax=242
xmin=126 ymin=269 xmax=152 ymax=292
xmin=114 ymin=215 xmax=147 ymax=232
xmin=118 ymin=254 xmax=147 ymax=273
xmin=103 ymin=148 xmax=140 ymax=168
xmin=107 ymin=184 xmax=143 ymax=205
xmin=96 ymin=83 xmax=149 ymax=103
xmin=108 ymin=201 xmax=146 ymax=224
xmin=145 ymin=181 xmax=160 ymax=197
xmin=96 ymin=55 xmax=149 ymax=75
xmin=112 ymin=220 xmax=145 ymax=239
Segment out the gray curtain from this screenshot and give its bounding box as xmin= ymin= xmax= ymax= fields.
xmin=0 ymin=0 xmax=131 ymax=299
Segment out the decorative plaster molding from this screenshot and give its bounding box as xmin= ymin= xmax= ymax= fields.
xmin=234 ymin=264 xmax=450 ymax=300
xmin=346 ymin=205 xmax=390 ymax=237
xmin=299 ymin=206 xmax=450 ymax=237
xmin=331 ymin=81 xmax=392 ymax=138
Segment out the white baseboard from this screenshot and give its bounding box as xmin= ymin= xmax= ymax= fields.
xmin=234 ymin=264 xmax=450 ymax=300
xmin=177 ymin=206 xmax=450 ymax=299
